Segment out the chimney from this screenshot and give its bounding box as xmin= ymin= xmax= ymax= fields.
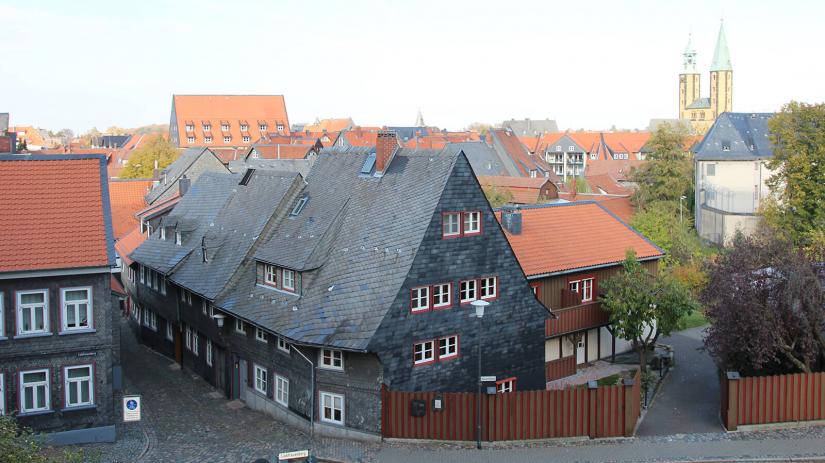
xmin=501 ymin=207 xmax=522 ymax=235
xmin=375 ymin=130 xmax=398 ymax=175
xmin=178 ymin=175 xmax=191 ymax=196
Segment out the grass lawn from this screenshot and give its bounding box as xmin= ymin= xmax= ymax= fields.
xmin=677 ymin=310 xmax=709 ymax=330
xmin=596 ymin=373 xmax=622 ymax=386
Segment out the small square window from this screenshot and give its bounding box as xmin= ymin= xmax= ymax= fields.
xmin=255 ymin=328 xmax=268 ymax=343
xmin=221 ymin=124 xmax=230 ymax=131
xmin=432 ymin=283 xmax=451 ymax=308
xmin=459 ymin=280 xmax=477 ymax=303
xmin=242 ymin=136 xmax=251 ymax=143
xmin=410 ymin=286 xmax=430 ymax=312
xmin=277 ymin=336 xmax=290 ymax=353
xmin=413 ymin=340 xmax=435 ymax=365
xmin=480 ymin=277 xmax=497 ymax=300
xmin=235 ymin=318 xmax=247 ymax=334
xmin=442 ymin=213 xmax=461 ymax=237
xmin=259 ymin=124 xmax=267 ymax=131
xmin=320 ymin=349 xmax=343 ymax=370
xmin=496 ymin=377 xmax=516 ymax=393
xmin=438 ymin=335 xmax=458 ymax=360
xmin=463 ymin=211 xmax=481 ymax=235
xmin=320 ymin=391 xmax=344 ymax=425
xmin=223 ymin=136 xmax=231 ymax=143
xmin=240 ymin=124 xmax=248 ymax=131
xmin=203 ymin=124 xmax=211 ymax=131
xmin=204 ymin=136 xmax=212 ymax=143
xmin=187 ymin=136 xmax=195 ymax=144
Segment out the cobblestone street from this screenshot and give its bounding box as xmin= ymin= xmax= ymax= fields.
xmin=71 ymin=319 xmax=825 ymax=463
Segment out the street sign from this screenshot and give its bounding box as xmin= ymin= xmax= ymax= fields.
xmin=123 ymin=395 xmax=141 ymax=422
xmin=480 ymin=376 xmax=496 ymax=382
xmin=278 ymin=450 xmax=310 ymax=460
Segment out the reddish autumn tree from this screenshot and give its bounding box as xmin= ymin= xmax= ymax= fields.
xmin=702 ymin=232 xmax=825 ymax=375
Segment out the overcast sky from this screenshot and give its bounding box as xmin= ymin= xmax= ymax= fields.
xmin=1 ymin=0 xmax=822 ymax=133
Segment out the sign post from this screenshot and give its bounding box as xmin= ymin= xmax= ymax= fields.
xmin=123 ymin=395 xmax=141 ymax=422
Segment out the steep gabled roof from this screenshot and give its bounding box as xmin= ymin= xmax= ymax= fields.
xmin=109 ymin=179 xmax=152 ymax=239
xmin=694 ymin=112 xmax=774 ymax=161
xmin=0 ymin=154 xmax=114 ymax=273
xmin=145 ymin=147 xmax=228 ymax=203
xmin=498 ymin=201 xmax=662 ymax=277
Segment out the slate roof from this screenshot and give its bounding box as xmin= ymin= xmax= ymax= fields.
xmin=215 ymin=147 xmax=461 ymax=351
xmin=452 ymin=141 xmax=521 ymax=176
xmin=145 ymin=147 xmax=226 ymax=203
xmin=228 ymin=158 xmax=314 ymax=177
xmin=686 ymin=98 xmax=711 ymax=109
xmin=693 ymin=112 xmax=775 ymax=161
xmin=0 ymin=154 xmax=114 ymax=273
xmin=502 ymin=118 xmax=559 ymax=136
xmin=498 ymin=201 xmax=662 ymax=277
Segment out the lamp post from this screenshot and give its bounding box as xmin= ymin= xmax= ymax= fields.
xmin=679 ymin=195 xmax=687 ymax=224
xmin=471 ymin=299 xmax=489 ymax=450
xmin=291 ymin=346 xmax=316 ymax=451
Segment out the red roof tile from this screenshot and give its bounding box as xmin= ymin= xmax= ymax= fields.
xmin=499 ymin=202 xmax=660 ymax=276
xmin=0 ymin=156 xmax=112 ymax=272
xmin=109 ymin=179 xmax=152 ymax=240
xmin=173 ymin=95 xmax=290 ymax=148
xmin=585 ymin=173 xmax=631 ymax=196
xmin=111 ymin=274 xmax=126 ymax=296
xmin=114 ymin=226 xmax=146 ymax=267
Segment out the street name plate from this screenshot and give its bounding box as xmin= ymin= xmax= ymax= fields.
xmin=480 ymin=376 xmax=496 ymax=382
xmin=278 ymin=450 xmax=310 ymax=460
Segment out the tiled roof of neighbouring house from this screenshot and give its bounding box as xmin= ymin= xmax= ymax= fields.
xmin=109 ymin=179 xmax=153 ymax=239
xmin=498 ymin=201 xmax=662 ymax=277
xmin=0 ymin=154 xmax=114 ymax=273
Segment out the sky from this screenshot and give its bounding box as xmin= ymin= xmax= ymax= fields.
xmin=1 ymin=0 xmax=823 ymax=133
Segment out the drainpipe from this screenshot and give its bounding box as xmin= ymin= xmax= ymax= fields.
xmin=292 ymin=346 xmax=315 ymax=448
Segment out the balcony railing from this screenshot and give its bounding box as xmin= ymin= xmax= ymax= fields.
xmin=546 ymin=300 xmax=610 ymax=337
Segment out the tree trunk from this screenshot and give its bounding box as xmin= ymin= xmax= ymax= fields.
xmin=638 ymin=344 xmax=647 ymax=375
xmin=780 ymin=343 xmax=811 ymax=373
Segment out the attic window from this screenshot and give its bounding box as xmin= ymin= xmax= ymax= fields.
xmin=721 ymin=141 xmax=731 ymax=151
xmin=555 ymin=145 xmax=561 ymax=151
xmin=240 ymin=168 xmax=256 ymax=186
xmin=175 ymin=231 xmax=182 ymax=245
xmin=240 ymin=123 xmax=249 ymax=131
xmin=259 ymin=123 xmax=267 ymax=132
xmin=221 ymin=123 xmax=230 ymax=131
xmin=185 ymin=124 xmax=194 ymax=132
xmin=360 ymin=153 xmax=376 ymax=174
xmin=290 ymin=196 xmax=308 ymax=216
xmin=277 ymin=124 xmax=284 ymax=131
xmin=203 ymin=124 xmax=211 ymax=132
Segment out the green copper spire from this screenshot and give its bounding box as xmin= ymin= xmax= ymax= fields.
xmin=683 ymin=33 xmax=697 ymax=72
xmin=710 ymin=20 xmax=733 ymax=71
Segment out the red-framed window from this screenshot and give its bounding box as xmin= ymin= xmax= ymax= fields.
xmin=442 ymin=211 xmax=483 ymax=238
xmin=568 ymin=276 xmax=596 ymax=302
xmin=479 ymin=276 xmax=497 ymax=300
xmin=459 ymin=279 xmax=477 ymax=303
xmin=410 ymin=286 xmax=430 ymax=313
xmin=530 ymin=282 xmax=540 ymax=296
xmin=262 ymin=263 xmax=298 ymax=294
xmin=413 ymin=340 xmax=435 ymax=366
xmin=432 ymin=283 xmax=452 ymax=309
xmin=438 ymin=335 xmax=459 ymax=360
xmin=496 ymin=377 xmax=516 ymax=393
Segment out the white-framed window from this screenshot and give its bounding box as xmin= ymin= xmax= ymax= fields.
xmin=459 ymin=280 xmax=477 ymax=303
xmin=320 ymin=391 xmax=344 ymax=425
xmin=320 ymin=349 xmax=343 ymax=371
xmin=442 ymin=212 xmax=460 ymax=237
xmin=235 ymin=318 xmax=246 ymax=334
xmin=277 ymin=336 xmax=290 ymax=353
xmin=255 ymin=327 xmax=268 ymax=343
xmin=413 ymin=340 xmax=435 ymax=365
xmin=160 ymin=277 xmax=166 ymax=295
xmin=240 ymin=124 xmax=249 ymax=131
xmin=185 ymin=124 xmax=194 ymax=132
xmin=242 ymin=136 xmax=250 ymax=143
xmin=165 ymin=321 xmax=174 ymax=341
xmin=432 ymin=283 xmax=451 ymax=308
xmin=202 ymin=300 xmax=208 ymax=315
xmin=133 ymin=304 xmax=141 ymax=323
xmin=143 ymin=310 xmax=157 ymax=331
xmin=185 ymin=325 xmax=192 ymax=350
xmin=192 ymin=331 xmax=199 ymax=356
xmin=265 ymin=264 xmax=277 ymax=285
xmin=438 ymin=335 xmax=459 ymax=360
xmin=16 ymin=290 xmax=49 ymax=335
xmin=64 ymin=365 xmax=94 ymax=408
xmin=275 ymin=375 xmax=288 ymax=406
xmin=480 ymin=277 xmax=497 ymax=300
xmin=410 ymin=286 xmax=430 ymax=312
xmin=160 ymin=227 xmax=166 ymax=240
xmin=223 ymin=136 xmax=231 ymax=144
xmin=221 ymin=123 xmax=230 ymax=131
xmin=206 ymin=339 xmax=213 ymax=366
xmin=187 ymin=136 xmax=195 ymax=144
xmin=175 ymin=231 xmax=182 ymax=245
xmin=259 ymin=123 xmax=267 ymax=131
xmin=203 ymin=124 xmax=211 ymax=131
xmin=61 ymin=287 xmax=92 ymax=333
xmin=590 ymin=153 xmax=597 ymax=160
xmin=0 ymin=373 xmax=4 ymax=415
xmin=496 ymin=377 xmax=516 ymax=393
xmin=254 ymin=364 xmax=267 ymax=394
xmin=463 ymin=211 xmax=481 ymax=235
xmin=568 ymin=280 xmax=580 ymax=295
xmin=140 ymin=265 xmax=145 ymax=284
xmin=582 ymin=278 xmax=594 ymax=302
xmin=19 ymin=369 xmax=50 ymax=413
xmin=204 ymin=136 xmax=212 ymax=143
xmin=276 ymin=124 xmax=284 ymax=131
xmin=282 ymin=269 xmax=295 ymax=291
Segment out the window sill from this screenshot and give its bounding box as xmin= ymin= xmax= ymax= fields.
xmin=319 ymin=419 xmax=345 ymax=427
xmin=0 ymin=336 xmax=7 ymax=341
xmin=318 ymin=366 xmax=344 ymax=372
xmin=14 ymin=332 xmax=52 ymax=340
xmin=59 ymin=328 xmax=97 ymax=336
xmin=62 ymin=404 xmax=97 ymax=413
xmin=17 ymin=409 xmax=54 ymax=417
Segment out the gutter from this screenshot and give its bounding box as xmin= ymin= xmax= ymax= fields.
xmin=526 ymin=255 xmax=663 ymax=280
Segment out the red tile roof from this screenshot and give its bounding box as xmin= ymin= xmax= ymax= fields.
xmin=498 ymin=202 xmax=661 ymax=276
xmin=172 ymin=95 xmax=290 ymax=148
xmin=111 ymin=274 xmax=126 ymax=296
xmin=585 ymin=173 xmax=631 ymax=195
xmin=0 ymin=156 xmax=112 ymax=272
xmin=341 ymin=127 xmax=381 ymax=147
xmin=114 ymin=226 xmax=146 ymax=267
xmin=302 ymin=118 xmax=354 ymax=133
xmin=109 ymin=179 xmax=152 ymax=240
xmin=248 ymin=144 xmax=315 ymax=160
xmin=135 ymin=193 xmax=180 ymax=220
xmin=479 ymin=176 xmax=554 ymax=204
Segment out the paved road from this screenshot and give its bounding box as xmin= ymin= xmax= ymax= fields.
xmin=636 ymin=325 xmax=723 ymax=436
xmin=73 ymin=320 xmax=825 ymax=462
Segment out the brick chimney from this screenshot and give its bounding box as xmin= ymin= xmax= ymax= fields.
xmin=375 ymin=131 xmax=398 ymax=175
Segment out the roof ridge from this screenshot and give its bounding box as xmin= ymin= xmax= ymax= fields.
xmin=592 ymin=202 xmax=665 ymax=255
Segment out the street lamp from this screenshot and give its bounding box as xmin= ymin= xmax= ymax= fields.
xmin=679 ymin=195 xmax=687 ymax=224
xmin=211 ymin=313 xmax=226 ymax=328
xmin=470 ymin=299 xmax=490 ymax=450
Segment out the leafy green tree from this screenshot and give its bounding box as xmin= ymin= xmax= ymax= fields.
xmin=0 ymin=416 xmax=84 ymax=463
xmin=120 ymin=135 xmax=179 ymax=179
xmin=481 ymin=185 xmax=515 ymax=208
xmin=764 ymin=101 xmax=825 ymax=258
xmin=599 ymin=250 xmax=699 ymax=373
xmin=631 ymin=123 xmax=693 ymax=209
xmin=566 ymin=175 xmax=591 ymax=194
xmin=631 ymin=201 xmax=705 ymax=267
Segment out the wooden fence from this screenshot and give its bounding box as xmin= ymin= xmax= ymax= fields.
xmin=382 ymin=369 xmax=640 ymax=441
xmin=721 ymin=370 xmax=825 ymax=430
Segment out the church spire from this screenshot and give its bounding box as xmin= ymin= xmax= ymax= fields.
xmin=682 ymin=32 xmax=697 ymax=73
xmin=415 ymin=109 xmax=425 ymax=127
xmin=710 ymin=20 xmax=733 ymax=71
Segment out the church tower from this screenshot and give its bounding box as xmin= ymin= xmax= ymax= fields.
xmin=709 ymin=21 xmax=733 ymax=118
xmin=679 ymin=34 xmax=701 ymax=120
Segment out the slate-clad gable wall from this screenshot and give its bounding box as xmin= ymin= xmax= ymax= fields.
xmin=152 ymin=152 xmax=228 ymax=205
xmin=369 ymin=155 xmax=548 ymax=392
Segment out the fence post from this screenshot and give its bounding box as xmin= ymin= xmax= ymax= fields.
xmin=587 ymin=381 xmax=598 ymax=438
xmin=623 ymin=377 xmax=635 ymax=437
xmin=725 ymin=371 xmax=741 ymax=431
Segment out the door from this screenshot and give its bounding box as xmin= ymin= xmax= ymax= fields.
xmin=239 ymin=359 xmax=248 ymax=401
xmin=576 ymin=339 xmax=585 ymax=365
xmin=231 ymin=356 xmax=241 ymax=400
xmin=174 ymin=325 xmax=183 ymax=364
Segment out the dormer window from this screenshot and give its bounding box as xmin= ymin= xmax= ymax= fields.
xmin=277 ymin=124 xmax=284 ymax=131
xmin=243 ymin=136 xmax=251 ymax=143
xmin=568 ymin=146 xmax=575 ymax=151
xmin=721 ymin=141 xmax=731 ymax=151
xmin=160 ymin=227 xmax=166 ymax=240
xmin=175 ymin=231 xmax=182 ymax=245
xmin=223 ymin=136 xmax=231 ymax=143
xmin=187 ymin=136 xmax=195 ymax=144
xmin=290 ymin=196 xmax=308 ymax=216
xmin=185 ymin=124 xmax=194 ymax=132
xmin=203 ymin=124 xmax=211 ymax=132
xmin=259 ymin=123 xmax=267 ymax=132
xmin=221 ymin=123 xmax=230 ymax=131
xmin=555 ymin=145 xmax=561 ymax=151
xmin=590 ymin=153 xmax=597 ymax=160
xmin=204 ymin=136 xmax=212 ymax=143
xmin=240 ymin=124 xmax=249 ymax=131
xmin=261 ymin=263 xmax=298 ymax=294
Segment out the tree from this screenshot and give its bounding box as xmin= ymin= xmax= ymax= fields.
xmin=631 ymin=123 xmax=694 ymax=209
xmin=599 ymin=250 xmax=699 ymax=373
xmin=465 ymin=122 xmax=493 ymax=135
xmin=481 ymin=185 xmax=514 ymax=208
xmin=764 ymin=101 xmax=825 ymax=256
xmin=119 ymin=135 xmax=179 ymax=179
xmin=702 ymin=232 xmax=825 ymax=375
xmin=0 ymin=416 xmax=84 ymax=463
xmin=105 ymin=126 xmax=127 ymax=135
xmin=565 ymin=175 xmax=591 ymax=194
